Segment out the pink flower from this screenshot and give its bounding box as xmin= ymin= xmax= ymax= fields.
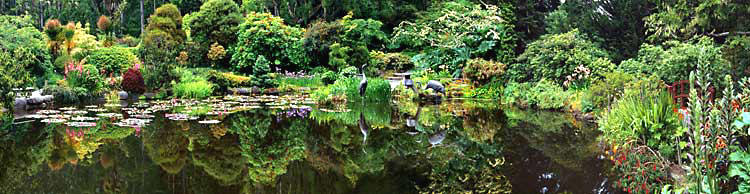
xmin=134 ymin=62 xmax=141 ymax=70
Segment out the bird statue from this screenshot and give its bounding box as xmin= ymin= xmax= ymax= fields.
xmin=358 ymin=64 xmax=368 ymax=99
xmin=416 ymin=80 xmax=446 ymax=95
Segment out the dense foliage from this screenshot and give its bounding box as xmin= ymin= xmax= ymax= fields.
xmin=509 ymin=29 xmax=613 ymax=85
xmin=86 ymin=46 xmax=137 ymax=75
xmin=0 ymin=15 xmax=53 ymax=86
xmin=187 ymin=0 xmax=243 ymax=68
xmin=140 ymin=4 xmax=185 ymax=90
xmin=463 ymin=58 xmax=506 ymax=85
xmin=620 ymin=37 xmax=730 ymax=87
xmin=391 ymin=0 xmax=516 ymax=76
xmin=303 ymin=13 xmax=387 ymax=73
xmin=231 ymin=12 xmax=307 ymax=73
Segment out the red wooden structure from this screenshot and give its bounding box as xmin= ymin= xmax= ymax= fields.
xmin=667 ymin=80 xmax=715 ymax=109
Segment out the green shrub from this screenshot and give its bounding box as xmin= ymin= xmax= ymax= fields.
xmin=463 ymin=58 xmax=506 ymax=85
xmin=391 ymin=0 xmax=516 ymax=75
xmin=0 ymin=15 xmax=53 ymax=87
xmin=116 ymin=35 xmax=140 ymax=47
xmin=509 ymin=29 xmax=614 ymax=85
xmin=724 ymin=36 xmax=750 ymax=80
xmin=583 ymin=71 xmax=637 ymax=111
xmin=207 ymin=70 xmax=253 ymax=93
xmin=729 ymin=150 xmax=750 ymax=194
xmin=173 ymin=80 xmax=214 ymax=99
xmin=187 ymin=0 xmax=243 ymax=67
xmin=86 ymin=46 xmax=137 ymax=75
xmin=303 ymin=13 xmax=387 ymax=70
xmin=620 ymin=37 xmax=730 ymax=88
xmin=598 ymin=90 xmax=682 ymax=159
xmin=321 ymin=70 xmax=338 ymax=85
xmin=328 ymin=43 xmax=369 ymax=73
xmin=0 ymin=50 xmax=32 ymax=111
xmin=252 ymin=56 xmax=276 ymax=88
xmin=231 ymin=12 xmax=308 ymax=73
xmin=368 ymin=51 xmax=413 ymax=72
xmin=278 ymin=76 xmax=322 ymax=88
xmin=466 ymin=79 xmax=504 ymax=99
xmin=43 ymin=85 xmax=84 ymax=104
xmin=139 ymin=4 xmax=185 ymax=90
xmin=69 ymin=22 xmax=100 ymax=60
xmin=527 ymin=80 xmax=571 ymax=109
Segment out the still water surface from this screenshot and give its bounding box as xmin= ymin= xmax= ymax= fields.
xmin=1 ymin=96 xmax=615 ymax=193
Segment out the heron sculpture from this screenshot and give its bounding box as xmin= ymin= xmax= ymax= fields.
xmin=416 ymin=80 xmax=446 ymax=95
xmin=358 ymin=64 xmax=368 ymax=98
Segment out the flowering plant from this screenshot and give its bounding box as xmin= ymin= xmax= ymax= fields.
xmin=64 ymin=59 xmax=105 ymax=94
xmin=563 ymin=64 xmax=592 ymax=89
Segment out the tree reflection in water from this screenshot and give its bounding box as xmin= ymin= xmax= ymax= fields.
xmin=0 ymin=100 xmax=616 ymax=193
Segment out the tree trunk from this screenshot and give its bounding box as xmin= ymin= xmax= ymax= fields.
xmin=140 ymin=0 xmax=144 ymax=36
xmin=120 ymin=5 xmax=124 ymax=35
xmin=37 ymin=0 xmax=42 ymax=30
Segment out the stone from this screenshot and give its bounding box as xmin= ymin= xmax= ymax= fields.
xmin=118 ymin=91 xmax=128 ymax=100
xmin=27 ymin=96 xmax=46 ymax=105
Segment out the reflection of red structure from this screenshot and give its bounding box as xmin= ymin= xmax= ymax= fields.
xmin=667 ymin=80 xmax=715 ymax=109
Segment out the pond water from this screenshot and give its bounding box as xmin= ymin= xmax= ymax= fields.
xmin=0 ymin=96 xmax=616 ymax=193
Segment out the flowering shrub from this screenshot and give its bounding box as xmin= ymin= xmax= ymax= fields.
xmin=121 ymin=63 xmax=146 ymax=94
xmin=607 ymin=144 xmax=669 ymax=193
xmin=391 ymin=1 xmax=516 ymax=74
xmin=63 ymin=59 xmax=105 ymax=94
xmin=509 ymin=29 xmax=614 ymax=85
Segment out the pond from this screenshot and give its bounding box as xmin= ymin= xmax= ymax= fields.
xmin=0 ymin=96 xmax=616 ymax=193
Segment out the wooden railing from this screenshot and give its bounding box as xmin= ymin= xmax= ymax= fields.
xmin=666 ymin=80 xmax=714 ymax=109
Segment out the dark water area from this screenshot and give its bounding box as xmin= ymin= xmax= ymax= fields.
xmin=0 ymin=97 xmax=617 ymax=193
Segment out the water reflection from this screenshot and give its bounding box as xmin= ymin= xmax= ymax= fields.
xmin=0 ymin=97 xmax=615 ymax=193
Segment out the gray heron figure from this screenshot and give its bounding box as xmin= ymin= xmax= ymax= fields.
xmin=416 ymin=80 xmax=446 ymax=95
xmin=358 ymin=64 xmax=368 ymax=98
